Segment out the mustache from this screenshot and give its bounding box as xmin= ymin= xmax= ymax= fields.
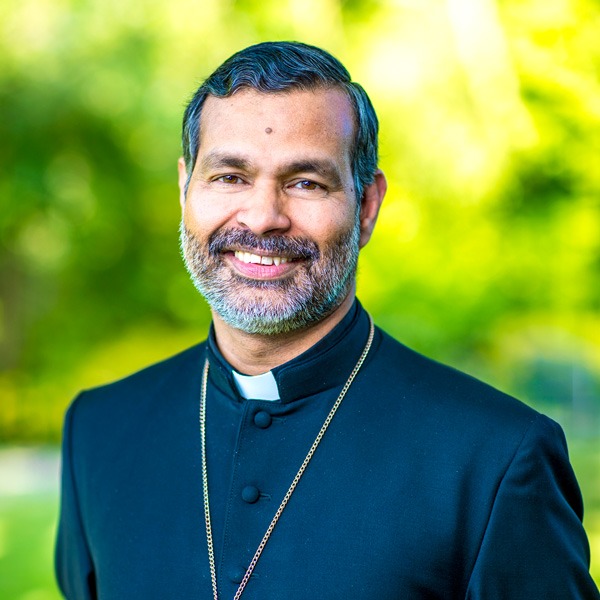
xmin=207 ymin=228 xmax=320 ymax=261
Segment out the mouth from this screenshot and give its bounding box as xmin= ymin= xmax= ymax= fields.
xmin=204 ymin=229 xmax=319 ymax=281
xmin=227 ymin=248 xmax=302 ymax=280
xmin=233 ymin=250 xmax=293 ymax=267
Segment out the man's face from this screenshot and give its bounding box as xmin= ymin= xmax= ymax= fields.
xmin=179 ymin=87 xmax=362 ymax=335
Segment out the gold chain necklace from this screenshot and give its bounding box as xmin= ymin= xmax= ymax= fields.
xmin=199 ymin=315 xmax=375 ymax=600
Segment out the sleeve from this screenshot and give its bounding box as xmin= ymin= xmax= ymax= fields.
xmin=55 ymin=396 xmax=97 ymax=600
xmin=466 ymin=414 xmax=599 ymax=599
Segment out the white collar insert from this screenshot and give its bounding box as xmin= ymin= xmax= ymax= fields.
xmin=231 ymin=369 xmax=281 ymax=401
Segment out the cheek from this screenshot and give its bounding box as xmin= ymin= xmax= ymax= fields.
xmin=183 ymin=192 xmax=234 ymax=235
xmin=297 ymin=205 xmax=355 ymax=243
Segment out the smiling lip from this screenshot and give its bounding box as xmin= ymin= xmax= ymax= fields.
xmin=227 ymin=250 xmax=300 ymax=279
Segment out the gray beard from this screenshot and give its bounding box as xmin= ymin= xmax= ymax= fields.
xmin=179 ymin=221 xmax=360 ymax=335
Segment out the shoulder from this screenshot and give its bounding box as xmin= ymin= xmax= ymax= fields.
xmin=372 ymin=326 xmax=537 ymax=416
xmin=65 ymin=341 xmax=207 ymax=428
xmin=364 ymin=326 xmax=560 ymax=463
xmin=361 ymin=326 xmax=584 ymax=525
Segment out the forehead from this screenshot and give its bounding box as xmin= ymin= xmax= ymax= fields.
xmin=198 ymin=88 xmax=356 ymax=158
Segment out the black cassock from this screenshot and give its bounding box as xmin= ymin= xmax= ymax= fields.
xmin=56 ymin=301 xmax=598 ymax=599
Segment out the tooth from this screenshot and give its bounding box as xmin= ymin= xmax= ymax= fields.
xmin=273 ymin=257 xmax=281 ymax=266
xmin=261 ymin=256 xmax=274 ymax=266
xmin=235 ymin=251 xmax=242 ymax=261
xmin=249 ymin=253 xmax=261 ymax=264
xmin=244 ymin=252 xmax=252 ymax=263
xmin=280 ymin=257 xmax=288 ymax=264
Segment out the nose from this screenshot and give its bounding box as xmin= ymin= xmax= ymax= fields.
xmin=236 ymin=182 xmax=291 ymax=236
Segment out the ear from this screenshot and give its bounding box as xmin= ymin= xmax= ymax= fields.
xmin=177 ymin=157 xmax=188 ymax=211
xmin=359 ymin=169 xmax=387 ymax=248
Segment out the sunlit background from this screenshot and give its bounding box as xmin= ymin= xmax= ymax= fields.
xmin=1 ymin=0 xmax=599 ymax=596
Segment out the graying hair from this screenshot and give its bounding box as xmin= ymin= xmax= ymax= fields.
xmin=181 ymin=41 xmax=379 ymax=203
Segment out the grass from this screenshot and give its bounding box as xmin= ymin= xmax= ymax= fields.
xmin=0 ymin=494 xmax=62 ymax=600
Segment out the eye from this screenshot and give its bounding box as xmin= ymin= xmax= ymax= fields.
xmin=291 ymin=180 xmax=323 ymax=191
xmin=215 ymin=175 xmax=244 ymax=184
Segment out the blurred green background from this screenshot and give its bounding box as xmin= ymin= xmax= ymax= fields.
xmin=1 ymin=0 xmax=599 ymax=596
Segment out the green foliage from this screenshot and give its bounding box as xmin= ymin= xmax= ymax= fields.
xmin=0 ymin=0 xmax=598 ymax=439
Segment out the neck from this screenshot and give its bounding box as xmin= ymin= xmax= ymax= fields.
xmin=212 ymin=290 xmax=356 ymax=375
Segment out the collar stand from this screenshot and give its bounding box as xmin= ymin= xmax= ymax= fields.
xmin=207 ymin=299 xmax=372 ymax=404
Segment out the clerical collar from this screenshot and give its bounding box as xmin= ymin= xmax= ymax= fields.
xmin=206 ymin=299 xmax=377 ymax=404
xmin=231 ymin=369 xmax=280 ymax=401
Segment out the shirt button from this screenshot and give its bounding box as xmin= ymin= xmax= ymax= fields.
xmin=253 ymin=411 xmax=272 ymax=429
xmin=229 ymin=566 xmax=247 ymax=584
xmin=241 ymin=485 xmax=260 ymax=504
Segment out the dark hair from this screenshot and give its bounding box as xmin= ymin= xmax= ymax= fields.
xmin=181 ymin=41 xmax=379 ymax=202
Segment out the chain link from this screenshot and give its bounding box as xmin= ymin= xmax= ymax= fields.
xmin=200 ymin=359 xmax=219 ymax=600
xmin=200 ymin=315 xmax=375 ymax=600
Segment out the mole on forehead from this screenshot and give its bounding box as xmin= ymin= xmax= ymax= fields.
xmin=265 ymin=127 xmax=273 ymax=134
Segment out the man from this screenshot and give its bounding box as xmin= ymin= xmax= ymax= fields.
xmin=56 ymin=41 xmax=599 ymax=599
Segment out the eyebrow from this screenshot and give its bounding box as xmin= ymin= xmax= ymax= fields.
xmin=200 ymin=151 xmax=251 ymax=172
xmin=199 ymin=152 xmax=344 ymax=189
